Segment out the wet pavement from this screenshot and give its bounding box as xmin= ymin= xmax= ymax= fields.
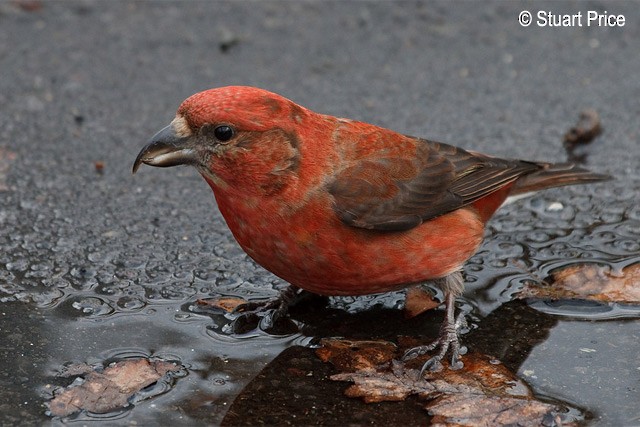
xmin=1 ymin=1 xmax=639 ymax=425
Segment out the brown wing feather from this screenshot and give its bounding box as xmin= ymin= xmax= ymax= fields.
xmin=329 ymin=137 xmax=539 ymax=231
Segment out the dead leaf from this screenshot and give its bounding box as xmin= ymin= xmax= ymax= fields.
xmin=563 ymin=109 xmax=601 ymax=146
xmin=316 ymin=338 xmax=396 ymax=372
xmin=197 ymin=296 xmax=248 ymax=313
xmin=332 ymin=362 xmax=433 ymax=402
xmin=517 ymin=263 xmax=640 ymax=303
xmin=48 ymin=358 xmax=182 ymax=417
xmin=319 ymin=339 xmax=577 ymax=426
xmin=428 ymin=393 xmax=564 ymax=427
xmin=94 ymin=161 xmax=105 ymax=174
xmin=404 ymin=285 xmax=440 ymax=319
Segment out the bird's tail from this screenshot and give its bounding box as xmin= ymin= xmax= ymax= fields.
xmin=510 ymin=162 xmax=611 ymax=196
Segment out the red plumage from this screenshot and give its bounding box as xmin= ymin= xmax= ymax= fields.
xmin=134 ymin=86 xmax=609 ymax=371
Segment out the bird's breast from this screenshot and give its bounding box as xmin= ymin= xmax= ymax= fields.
xmin=210 ymin=187 xmax=485 ymax=296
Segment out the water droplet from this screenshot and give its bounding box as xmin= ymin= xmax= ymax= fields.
xmin=116 ymin=296 xmax=145 ymax=311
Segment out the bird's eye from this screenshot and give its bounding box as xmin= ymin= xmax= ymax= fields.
xmin=213 ymin=125 xmax=234 ymax=142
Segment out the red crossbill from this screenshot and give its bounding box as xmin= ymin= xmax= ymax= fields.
xmin=133 ymin=86 xmax=609 ymax=371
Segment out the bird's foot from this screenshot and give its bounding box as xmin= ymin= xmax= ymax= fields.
xmin=231 ymin=285 xmax=301 ymax=331
xmin=402 ymin=319 xmax=467 ymax=373
xmin=402 ymin=283 xmax=468 ymax=373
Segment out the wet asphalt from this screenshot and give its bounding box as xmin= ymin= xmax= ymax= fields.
xmin=1 ymin=1 xmax=639 ymax=425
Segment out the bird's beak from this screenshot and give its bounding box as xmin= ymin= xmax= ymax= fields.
xmin=132 ymin=124 xmax=197 ymax=173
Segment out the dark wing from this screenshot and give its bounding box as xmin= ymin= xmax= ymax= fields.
xmin=329 ymin=138 xmax=538 ymax=231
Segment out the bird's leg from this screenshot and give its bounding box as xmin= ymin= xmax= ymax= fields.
xmin=402 ymin=271 xmax=467 ymax=373
xmin=233 ymin=285 xmax=301 ymax=329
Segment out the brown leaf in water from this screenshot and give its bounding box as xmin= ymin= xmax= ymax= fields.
xmin=334 ymin=362 xmax=434 ymax=402
xmin=48 ymin=358 xmax=181 ymax=417
xmin=316 ymin=338 xmax=396 ymax=372
xmin=517 ymin=263 xmax=640 ymax=303
xmin=427 ymin=392 xmax=566 ymax=427
xmin=320 ymin=339 xmax=575 ymax=426
xmin=197 ymin=296 xmax=248 ymax=313
xmin=404 ymin=286 xmax=440 ymax=319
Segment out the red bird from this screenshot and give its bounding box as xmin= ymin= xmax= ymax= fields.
xmin=133 ymin=86 xmax=609 ymax=371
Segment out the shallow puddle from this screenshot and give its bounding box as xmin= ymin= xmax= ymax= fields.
xmin=2 ymin=180 xmax=639 ymax=425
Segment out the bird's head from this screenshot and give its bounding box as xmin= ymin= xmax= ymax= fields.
xmin=133 ymin=86 xmax=307 ymax=193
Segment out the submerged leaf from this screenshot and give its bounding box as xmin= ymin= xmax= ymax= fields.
xmin=518 ymin=263 xmax=640 ymax=303
xmin=316 ymin=338 xmax=396 ymax=372
xmin=48 ymin=358 xmax=182 ymax=417
xmin=319 ymin=339 xmax=577 ymax=426
xmin=197 ymin=296 xmax=249 ymax=313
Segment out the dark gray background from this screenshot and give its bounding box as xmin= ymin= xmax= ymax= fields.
xmin=1 ymin=1 xmax=639 ymax=425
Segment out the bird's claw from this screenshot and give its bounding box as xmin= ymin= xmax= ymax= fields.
xmin=402 ymin=325 xmax=467 ymax=373
xmin=231 ymin=299 xmax=280 ymax=329
xmin=229 ymin=285 xmax=301 ymax=332
xmin=233 ymin=297 xmax=281 ymax=315
xmin=402 ymin=282 xmax=468 ymax=374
